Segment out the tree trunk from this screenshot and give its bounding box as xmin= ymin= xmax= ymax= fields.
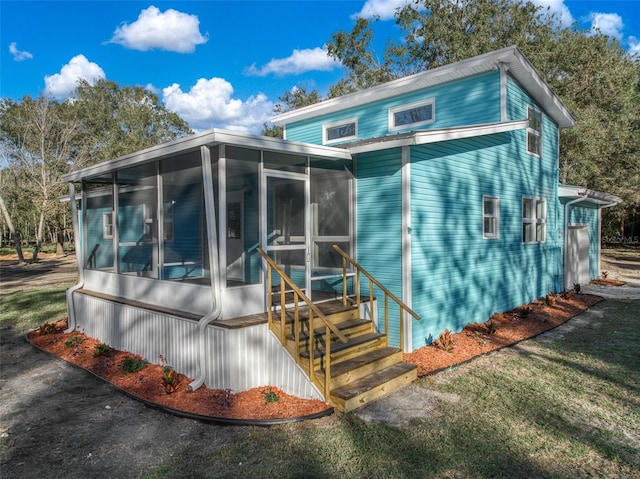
xmin=56 ymin=228 xmax=65 ymax=256
xmin=32 ymin=210 xmax=45 ymax=262
xmin=0 ymin=194 xmax=25 ymax=264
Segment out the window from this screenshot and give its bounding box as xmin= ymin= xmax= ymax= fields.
xmin=522 ymin=197 xmax=546 ymax=243
xmin=389 ymin=98 xmax=435 ymax=130
xmin=323 ymin=118 xmax=357 ymax=144
xmin=102 ymin=212 xmax=113 ymax=239
xmin=527 ymin=106 xmax=542 ymax=156
xmin=482 ymin=196 xmax=500 ymax=239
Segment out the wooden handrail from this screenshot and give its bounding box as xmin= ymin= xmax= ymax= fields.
xmin=257 ymin=248 xmax=347 ymax=344
xmin=332 ymin=244 xmax=420 ymax=350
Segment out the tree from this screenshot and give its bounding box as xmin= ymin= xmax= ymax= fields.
xmin=74 ymin=79 xmax=192 ymax=165
xmin=261 ymin=86 xmax=322 ymax=137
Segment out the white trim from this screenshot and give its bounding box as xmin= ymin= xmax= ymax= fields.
xmin=522 ymin=196 xmax=547 ymax=244
xmin=388 ymin=98 xmax=435 ymax=131
xmin=102 ymin=212 xmax=114 ymax=239
xmin=322 ymin=117 xmax=358 ymax=145
xmin=348 ymin=120 xmax=529 ymax=154
xmin=482 ymin=196 xmax=500 ymax=240
xmin=272 ymin=46 xmax=575 ymax=129
xmin=401 ymin=146 xmax=412 ymax=352
xmin=526 ymin=105 xmax=543 ymax=158
xmin=500 ymin=63 xmax=508 ymax=122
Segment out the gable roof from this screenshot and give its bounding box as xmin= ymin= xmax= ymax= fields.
xmin=272 ymin=46 xmax=575 ymax=129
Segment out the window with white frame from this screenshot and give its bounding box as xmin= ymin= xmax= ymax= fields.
xmin=102 ymin=212 xmax=113 ymax=239
xmin=323 ymin=118 xmax=357 ymax=144
xmin=483 ymin=196 xmax=500 ymax=239
xmin=527 ymin=106 xmax=542 ymax=156
xmin=389 ymin=98 xmax=435 ymax=130
xmin=522 ymin=197 xmax=546 ymax=243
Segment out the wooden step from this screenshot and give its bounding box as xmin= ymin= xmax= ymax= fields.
xmin=330 ymin=362 xmax=417 ymax=412
xmin=317 ymin=347 xmax=404 ymax=389
xmin=286 ymin=318 xmax=372 ymax=342
xmin=299 ymin=332 xmax=386 ymax=363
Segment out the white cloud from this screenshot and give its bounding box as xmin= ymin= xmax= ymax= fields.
xmin=246 ymin=47 xmax=340 ymax=77
xmin=44 ymin=55 xmax=105 ymax=100
xmin=352 ymin=0 xmax=413 ymax=20
xmin=629 ymin=36 xmax=640 ymax=56
xmin=162 ymin=77 xmax=273 ymax=134
xmin=530 ymin=0 xmax=574 ymax=27
xmin=588 ymin=12 xmax=624 ymax=40
xmin=9 ymin=42 xmax=33 ymax=61
xmin=109 ymin=6 xmax=208 ymax=53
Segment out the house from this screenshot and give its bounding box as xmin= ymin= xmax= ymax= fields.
xmin=61 ymin=46 xmax=620 ymax=412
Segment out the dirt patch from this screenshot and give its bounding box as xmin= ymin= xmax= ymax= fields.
xmin=0 ymin=254 xmax=78 ymax=292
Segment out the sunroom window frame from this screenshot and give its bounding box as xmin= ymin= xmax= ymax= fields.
xmin=388 ymin=98 xmax=435 ymax=131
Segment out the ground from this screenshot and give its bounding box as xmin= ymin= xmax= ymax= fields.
xmin=1 ymin=248 xmax=639 ymax=478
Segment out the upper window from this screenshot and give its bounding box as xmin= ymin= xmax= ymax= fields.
xmin=323 ymin=118 xmax=357 ymax=144
xmin=483 ymin=196 xmax=500 ymax=239
xmin=389 ymin=99 xmax=435 ymax=131
xmin=522 ymin=197 xmax=546 ymax=243
xmin=527 ymin=106 xmax=542 ymax=157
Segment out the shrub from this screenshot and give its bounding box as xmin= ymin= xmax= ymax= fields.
xmin=64 ymin=335 xmax=84 ymax=348
xmin=38 ymin=322 xmax=58 ymax=335
xmin=573 ymin=283 xmax=581 ymax=293
xmin=544 ymin=294 xmax=556 ymax=307
xmin=93 ymin=343 xmax=113 ymax=357
xmin=161 ymin=366 xmax=180 ymax=394
xmin=561 ymin=290 xmax=573 ymax=300
xmin=434 ymin=329 xmax=454 ymax=353
xmin=218 ymin=389 xmax=234 ymax=407
xmin=262 ymin=387 xmax=280 ymax=403
xmin=121 ymin=355 xmax=146 ymax=373
xmin=519 ymin=306 xmax=534 ymax=318
xmin=486 ymin=320 xmax=497 ymax=334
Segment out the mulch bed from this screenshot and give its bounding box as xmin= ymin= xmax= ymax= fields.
xmin=404 ymin=292 xmax=603 ymax=376
xmin=29 ymin=289 xmax=609 ymax=420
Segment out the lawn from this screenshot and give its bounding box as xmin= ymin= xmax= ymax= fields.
xmin=2 ymin=282 xmax=638 ymax=478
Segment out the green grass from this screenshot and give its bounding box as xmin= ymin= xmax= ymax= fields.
xmin=140 ymin=298 xmax=639 ymax=479
xmin=4 ymin=284 xmax=638 ymax=478
xmin=0 ymin=283 xmax=71 ymax=333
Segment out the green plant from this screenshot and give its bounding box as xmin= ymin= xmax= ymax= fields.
xmin=161 ymin=366 xmax=180 ymax=394
xmin=262 ymin=387 xmax=280 ymax=403
xmin=121 ymin=354 xmax=146 ymax=373
xmin=602 ymin=271 xmax=609 ymax=279
xmin=573 ymin=283 xmax=581 ymax=293
xmin=434 ymin=329 xmax=454 ymax=353
xmin=64 ymin=335 xmax=84 ymax=347
xmin=93 ymin=343 xmax=113 ymax=357
xmin=561 ymin=290 xmax=573 ymax=300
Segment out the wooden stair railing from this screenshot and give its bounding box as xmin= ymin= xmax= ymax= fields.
xmin=257 ymin=247 xmax=348 ymax=398
xmin=332 ymin=245 xmax=421 ymax=350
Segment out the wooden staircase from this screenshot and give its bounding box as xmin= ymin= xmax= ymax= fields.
xmin=258 ymin=246 xmax=420 ymax=413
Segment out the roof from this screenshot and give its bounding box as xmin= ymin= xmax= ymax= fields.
xmin=61 ymin=128 xmax=353 ymax=183
xmin=558 ymin=184 xmax=622 ymax=206
xmin=272 ymin=46 xmax=576 ymax=129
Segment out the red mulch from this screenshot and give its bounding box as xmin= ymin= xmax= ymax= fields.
xmin=404 ymin=293 xmax=603 ymax=376
xmin=29 ymin=291 xmax=606 ymax=419
xmin=28 ymin=321 xmax=331 ymax=422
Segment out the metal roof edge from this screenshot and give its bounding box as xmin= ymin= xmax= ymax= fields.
xmin=558 ymin=184 xmax=622 ymax=205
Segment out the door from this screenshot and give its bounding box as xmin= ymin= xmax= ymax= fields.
xmin=566 ymin=224 xmax=590 ymax=288
xmin=262 ymin=170 xmax=310 ymax=296
xmin=226 ymin=190 xmax=244 ymax=282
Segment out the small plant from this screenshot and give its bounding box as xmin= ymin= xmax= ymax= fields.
xmin=519 ymin=306 xmax=534 ymax=318
xmin=218 ymin=389 xmax=234 ymax=407
xmin=38 ymin=322 xmax=58 ymax=335
xmin=93 ymin=343 xmax=113 ymax=357
xmin=433 ymin=329 xmax=454 ymax=353
xmin=544 ymin=294 xmax=556 ymax=307
xmin=602 ymin=271 xmax=609 ymax=279
xmin=262 ymin=387 xmax=280 ymax=403
xmin=64 ymin=335 xmax=84 ymax=348
xmin=159 ymin=355 xmax=179 ymax=394
xmin=573 ymin=283 xmax=581 ymax=293
xmin=561 ymin=289 xmax=573 ymax=300
xmin=121 ymin=354 xmax=146 ymax=373
xmin=485 ymin=320 xmax=497 ymax=335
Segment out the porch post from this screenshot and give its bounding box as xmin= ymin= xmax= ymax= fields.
xmin=401 ymin=145 xmax=413 ymax=352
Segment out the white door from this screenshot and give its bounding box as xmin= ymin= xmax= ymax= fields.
xmin=566 ymin=225 xmax=590 ymax=288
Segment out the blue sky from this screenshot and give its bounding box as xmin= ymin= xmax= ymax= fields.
xmin=2 ymin=0 xmax=639 ymax=134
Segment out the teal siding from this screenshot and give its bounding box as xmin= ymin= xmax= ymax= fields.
xmin=356 ymin=149 xmax=404 ymax=347
xmin=408 ymin=126 xmax=562 ymax=349
xmin=286 ymin=72 xmax=501 ymax=145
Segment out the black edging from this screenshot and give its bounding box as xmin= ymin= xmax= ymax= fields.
xmin=27 ymin=336 xmax=334 ymax=426
xmin=416 ymin=296 xmax=605 ymax=379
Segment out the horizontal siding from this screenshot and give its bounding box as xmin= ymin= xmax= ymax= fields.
xmin=72 ymin=293 xmax=322 ymax=400
xmin=408 ymin=122 xmax=562 ymax=350
xmin=286 ymin=72 xmax=501 ymax=145
xmin=356 ymin=149 xmax=404 ymax=346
